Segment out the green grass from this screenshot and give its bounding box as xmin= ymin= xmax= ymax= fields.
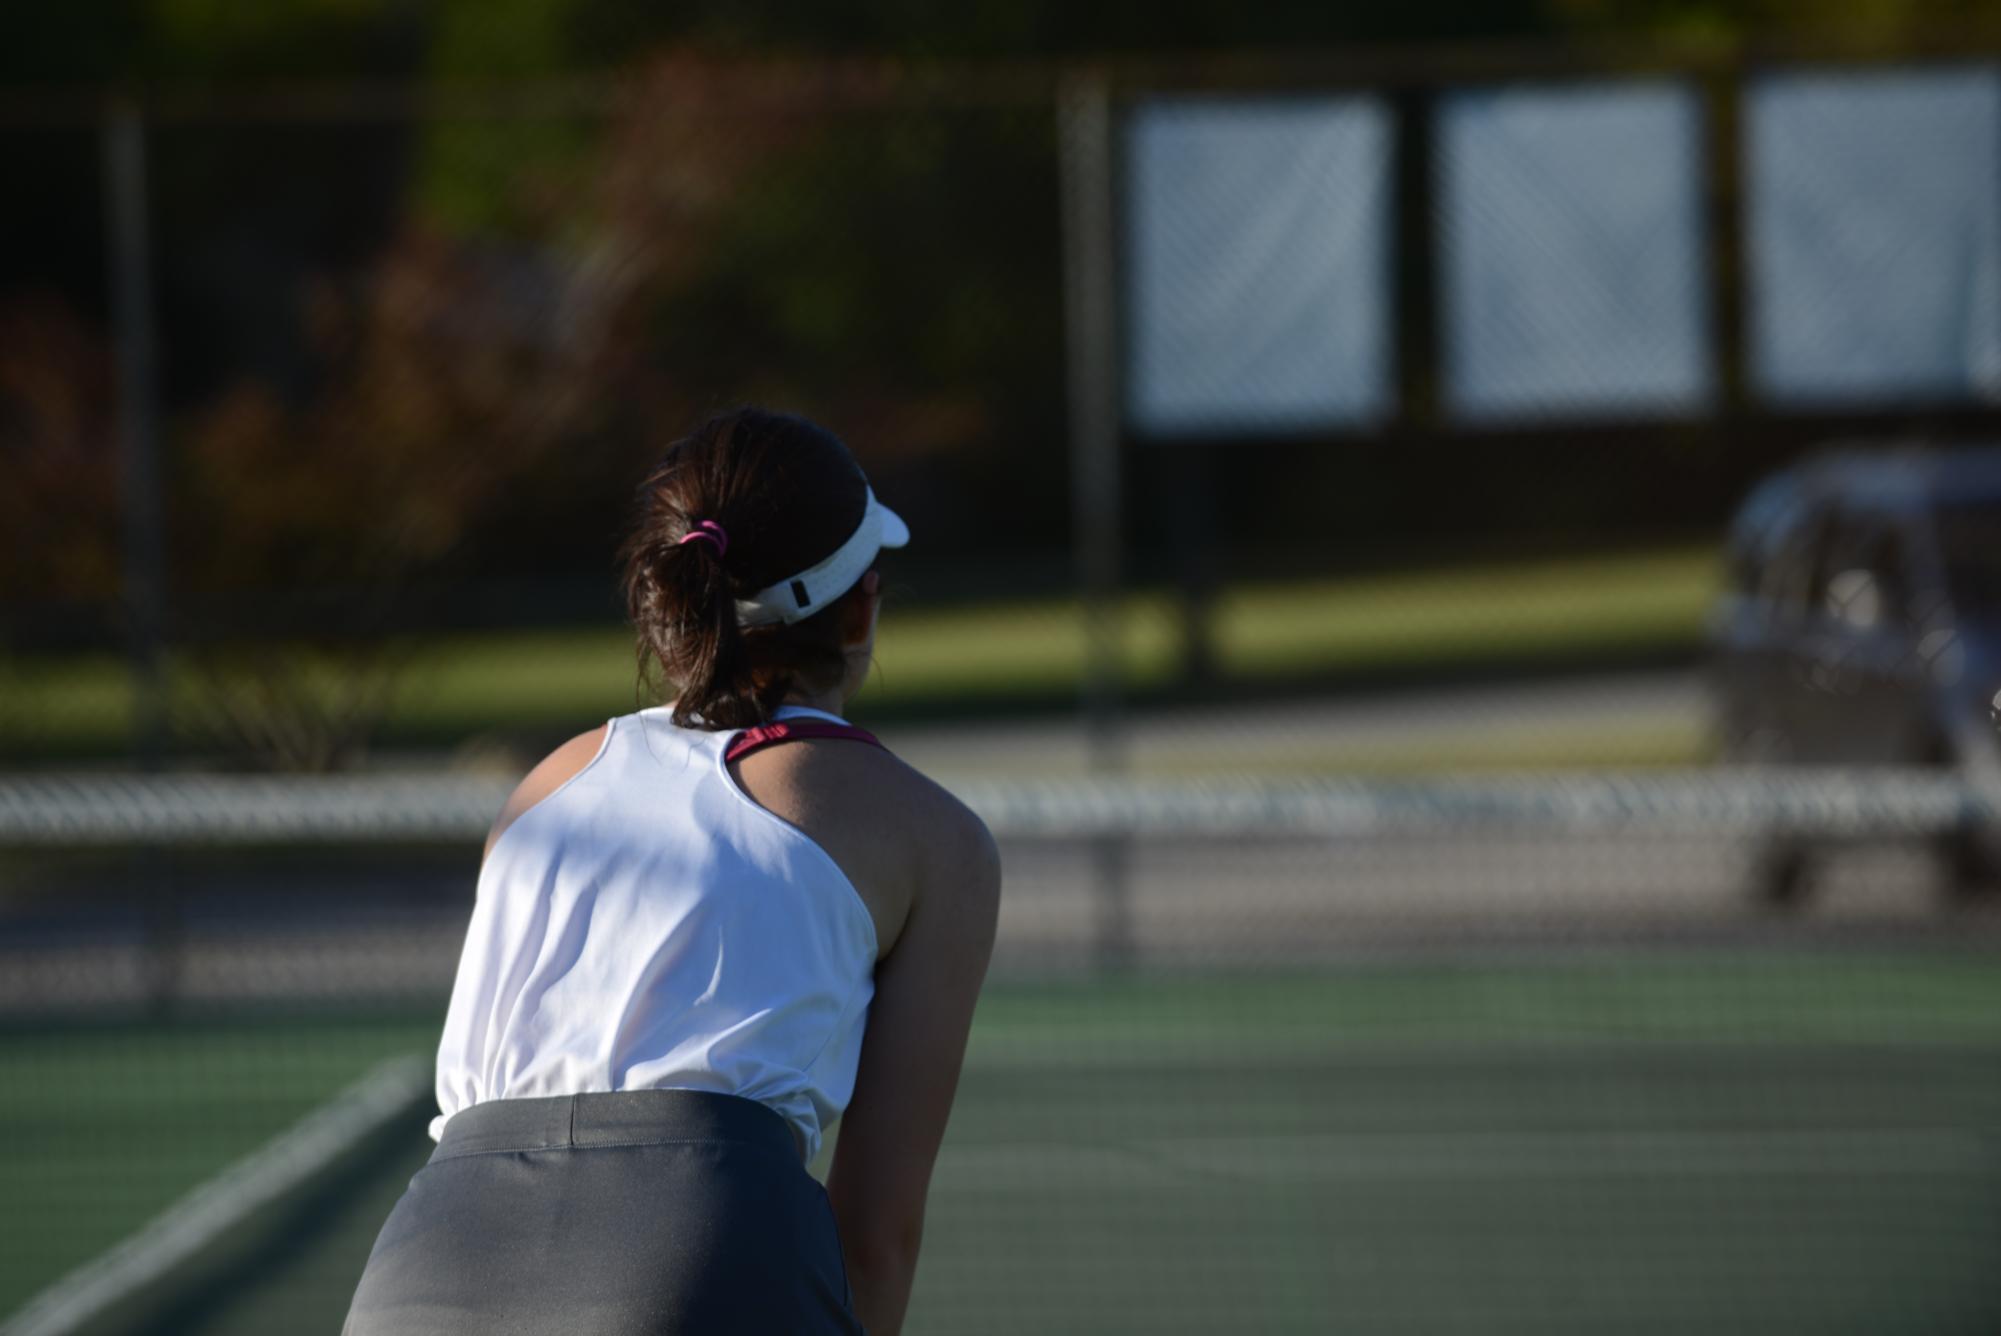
xmin=17 ymin=948 xmax=1998 ymax=1334
xmin=3 ymin=544 xmax=1721 ymax=763
xmin=1214 ymin=545 xmax=1720 ymax=676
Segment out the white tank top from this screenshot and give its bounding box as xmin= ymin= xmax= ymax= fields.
xmin=431 ymin=704 xmax=879 ymax=1162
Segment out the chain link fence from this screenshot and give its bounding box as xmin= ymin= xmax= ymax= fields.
xmin=4 ymin=42 xmax=2001 ymax=1336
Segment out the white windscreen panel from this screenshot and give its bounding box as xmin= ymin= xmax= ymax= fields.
xmin=1747 ymin=68 xmax=2001 ymax=407
xmin=1438 ymin=82 xmax=1714 ymax=422
xmin=1125 ymin=98 xmax=1392 ymax=436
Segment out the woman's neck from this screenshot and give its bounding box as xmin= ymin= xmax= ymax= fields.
xmin=779 ymin=684 xmax=847 ymax=718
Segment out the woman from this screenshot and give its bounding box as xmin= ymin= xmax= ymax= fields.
xmin=345 ymin=408 xmax=1001 ymax=1336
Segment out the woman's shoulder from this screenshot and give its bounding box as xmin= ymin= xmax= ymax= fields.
xmin=483 ymin=724 xmax=612 ymax=861
xmin=879 ymin=754 xmax=997 ymax=879
xmin=755 ymin=731 xmax=990 ymax=856
xmin=732 ymin=729 xmax=997 ymax=948
xmin=803 ymin=741 xmax=1000 ymax=933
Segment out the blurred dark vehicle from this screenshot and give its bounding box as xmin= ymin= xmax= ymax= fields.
xmin=1709 ymin=444 xmax=2001 ymax=908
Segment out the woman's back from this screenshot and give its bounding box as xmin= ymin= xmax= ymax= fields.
xmin=433 ymin=704 xmax=883 ymax=1161
xmin=347 ymin=408 xmax=998 ymax=1336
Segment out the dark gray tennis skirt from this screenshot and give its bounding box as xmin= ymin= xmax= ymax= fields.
xmin=344 ymin=1090 xmax=863 ymax=1336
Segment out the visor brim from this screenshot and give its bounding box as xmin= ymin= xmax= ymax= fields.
xmin=874 ymin=497 xmax=910 ymax=549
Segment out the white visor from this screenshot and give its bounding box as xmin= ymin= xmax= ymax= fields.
xmin=735 ymin=486 xmax=909 ymax=627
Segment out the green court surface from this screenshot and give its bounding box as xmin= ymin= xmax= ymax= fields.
xmin=6 ymin=951 xmax=1999 ymax=1334
xmin=0 ymin=1015 xmax=440 ymax=1326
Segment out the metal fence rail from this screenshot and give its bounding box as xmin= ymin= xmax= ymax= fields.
xmin=1 ymin=767 xmax=1993 ymax=847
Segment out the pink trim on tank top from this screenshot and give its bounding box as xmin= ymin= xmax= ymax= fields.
xmin=723 ymin=719 xmax=886 ymax=764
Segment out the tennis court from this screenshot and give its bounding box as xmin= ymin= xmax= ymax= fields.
xmin=12 ymin=20 xmax=2001 ymax=1336
xmin=10 ymin=950 xmax=1996 ymax=1335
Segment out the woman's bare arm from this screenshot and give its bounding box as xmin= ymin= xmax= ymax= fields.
xmin=826 ymin=805 xmax=1001 ymax=1336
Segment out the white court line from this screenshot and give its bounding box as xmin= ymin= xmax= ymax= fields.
xmin=936 ymin=1128 xmax=1996 ymax=1189
xmin=1 ymin=1054 xmax=432 ymax=1336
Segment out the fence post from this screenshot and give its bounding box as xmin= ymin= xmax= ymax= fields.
xmin=103 ymin=99 xmax=169 ymax=768
xmin=1057 ymin=73 xmax=1133 ymax=968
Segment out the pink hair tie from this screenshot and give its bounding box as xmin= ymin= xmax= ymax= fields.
xmin=678 ymin=520 xmax=729 ymax=558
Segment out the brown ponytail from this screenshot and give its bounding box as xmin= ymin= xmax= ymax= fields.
xmin=621 ymin=409 xmax=874 ymax=729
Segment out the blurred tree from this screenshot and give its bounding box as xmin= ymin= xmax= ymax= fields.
xmin=429 ymin=0 xmax=1550 ymax=65
xmin=158 ymin=50 xmax=807 ymax=766
xmin=168 ymin=218 xmax=625 ymax=768
xmin=1543 ymin=0 xmax=2001 ymax=42
xmin=9 ymin=0 xmax=2001 ymax=768
xmin=0 ymin=0 xmax=428 ymax=337
xmin=0 ymin=297 xmax=119 ymax=759
xmin=0 ymin=298 xmax=119 ymax=609
xmin=615 ymin=58 xmax=1061 ymax=547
